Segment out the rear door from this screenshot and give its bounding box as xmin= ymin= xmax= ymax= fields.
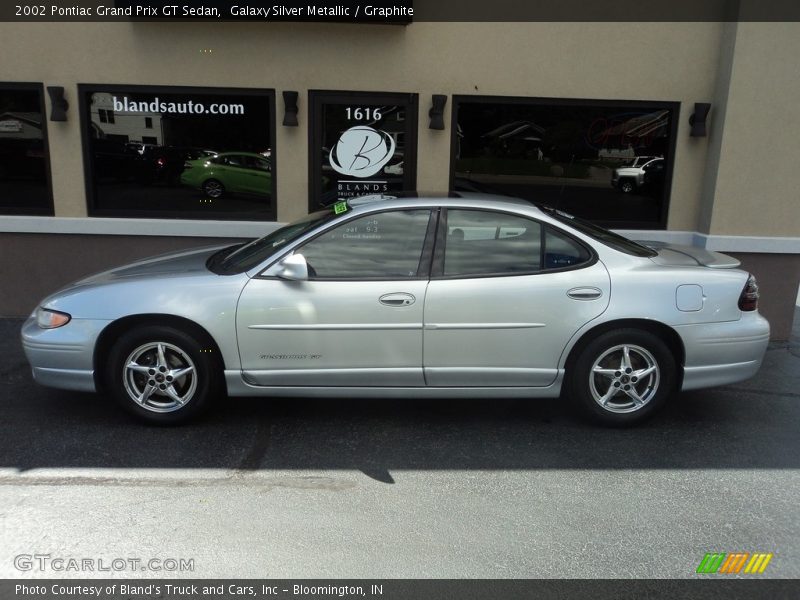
xmin=423 ymin=208 xmax=610 ymax=387
xmin=217 ymin=154 xmax=252 ymax=193
xmin=239 ymin=155 xmax=271 ymax=196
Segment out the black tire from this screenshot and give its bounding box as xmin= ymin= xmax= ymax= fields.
xmin=566 ymin=328 xmax=676 ymax=426
xmin=619 ymin=178 xmax=636 ymax=194
xmin=202 ymin=179 xmax=225 ymax=199
xmin=106 ymin=325 xmax=221 ymax=425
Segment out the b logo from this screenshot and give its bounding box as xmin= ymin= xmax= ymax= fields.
xmin=329 ymin=126 xmax=396 ymax=178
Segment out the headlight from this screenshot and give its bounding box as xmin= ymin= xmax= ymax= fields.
xmin=36 ymin=307 xmax=71 ymax=329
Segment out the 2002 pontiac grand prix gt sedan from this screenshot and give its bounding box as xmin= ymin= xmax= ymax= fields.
xmin=22 ymin=194 xmax=770 ymax=425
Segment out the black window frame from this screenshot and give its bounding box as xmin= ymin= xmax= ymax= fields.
xmin=431 ymin=207 xmax=597 ymax=280
xmin=449 ymin=94 xmax=680 ymax=230
xmin=78 ymin=83 xmax=277 ymax=221
xmin=308 ymin=90 xmax=419 ymax=213
xmin=0 ymin=81 xmax=54 ymax=216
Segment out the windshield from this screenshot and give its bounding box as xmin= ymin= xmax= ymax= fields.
xmin=541 ymin=207 xmax=657 ymax=257
xmin=208 ymin=209 xmax=337 ymax=274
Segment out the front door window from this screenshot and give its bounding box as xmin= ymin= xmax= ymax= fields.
xmin=298 ymin=209 xmax=432 ymax=279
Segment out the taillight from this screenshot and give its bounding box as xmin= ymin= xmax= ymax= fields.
xmin=156 ymin=157 xmax=166 ymax=167
xmin=738 ymin=274 xmax=759 ymax=311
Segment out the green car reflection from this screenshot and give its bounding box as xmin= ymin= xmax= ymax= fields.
xmin=180 ymin=152 xmax=271 ymax=199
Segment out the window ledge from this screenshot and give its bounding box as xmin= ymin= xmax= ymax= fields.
xmin=0 ymin=216 xmax=279 ymax=238
xmin=615 ymin=229 xmax=800 ymax=254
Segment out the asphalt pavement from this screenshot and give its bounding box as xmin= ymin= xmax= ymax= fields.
xmin=0 ymin=313 xmax=798 ymax=579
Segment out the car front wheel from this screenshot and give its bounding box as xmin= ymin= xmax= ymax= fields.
xmin=202 ymin=179 xmax=225 ymax=198
xmin=619 ymin=179 xmax=636 ymax=193
xmin=106 ymin=325 xmax=220 ymax=424
xmin=567 ymin=329 xmax=676 ymax=425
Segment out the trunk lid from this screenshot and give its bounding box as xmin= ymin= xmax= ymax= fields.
xmin=637 ymin=241 xmax=741 ymax=269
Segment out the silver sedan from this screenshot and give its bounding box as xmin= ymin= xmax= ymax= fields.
xmin=21 ymin=195 xmax=770 ymax=425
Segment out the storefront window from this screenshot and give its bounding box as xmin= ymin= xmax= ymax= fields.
xmin=80 ymin=85 xmax=276 ymax=220
xmin=309 ymin=91 xmax=418 ymax=211
xmin=0 ymin=83 xmax=52 ymax=215
xmin=451 ymin=97 xmax=679 ymax=229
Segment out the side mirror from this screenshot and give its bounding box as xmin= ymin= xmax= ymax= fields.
xmin=276 ymin=253 xmax=309 ymax=281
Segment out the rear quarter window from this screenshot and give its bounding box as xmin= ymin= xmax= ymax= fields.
xmin=544 ymin=226 xmax=592 ymax=269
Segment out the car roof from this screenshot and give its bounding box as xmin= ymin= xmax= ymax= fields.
xmin=343 ymin=193 xmax=547 ymax=217
xmin=216 ymin=151 xmax=268 ymax=158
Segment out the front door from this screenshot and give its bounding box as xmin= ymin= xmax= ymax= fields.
xmin=236 ymin=208 xmax=434 ymax=387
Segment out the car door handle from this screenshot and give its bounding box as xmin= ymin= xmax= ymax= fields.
xmin=379 ymin=292 xmax=416 ymax=307
xmin=567 ymin=287 xmax=603 ymax=300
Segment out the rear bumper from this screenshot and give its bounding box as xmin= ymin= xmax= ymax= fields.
xmin=675 ymin=312 xmax=770 ymax=391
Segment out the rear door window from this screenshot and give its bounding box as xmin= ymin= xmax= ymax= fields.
xmin=443 ymin=209 xmax=542 ymax=277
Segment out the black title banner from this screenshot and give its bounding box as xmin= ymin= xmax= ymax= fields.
xmin=115 ymin=0 xmax=413 ymax=22
xmin=2 ymin=579 xmax=799 ymax=599
xmin=3 ymin=0 xmax=800 ymax=21
xmin=6 ymin=1 xmax=414 ymax=22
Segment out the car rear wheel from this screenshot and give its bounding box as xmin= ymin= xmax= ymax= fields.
xmin=106 ymin=325 xmax=220 ymax=424
xmin=202 ymin=179 xmax=225 ymax=198
xmin=567 ymin=329 xmax=676 ymax=425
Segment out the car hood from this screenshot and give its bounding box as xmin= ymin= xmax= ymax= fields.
xmin=66 ymin=244 xmax=234 ymax=288
xmin=638 ymin=241 xmax=741 ymax=269
xmin=614 ymin=167 xmax=643 ymax=176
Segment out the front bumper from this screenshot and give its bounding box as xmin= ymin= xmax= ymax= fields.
xmin=21 ymin=316 xmax=110 ymax=393
xmin=675 ymin=312 xmax=770 ymax=391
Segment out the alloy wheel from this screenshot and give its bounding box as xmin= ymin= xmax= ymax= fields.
xmin=203 ymin=180 xmax=224 ymax=198
xmin=122 ymin=342 xmax=198 ymax=413
xmin=589 ymin=344 xmax=660 ymax=414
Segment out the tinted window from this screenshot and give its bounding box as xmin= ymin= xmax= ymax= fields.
xmin=81 ymin=86 xmax=275 ymax=220
xmin=209 ymin=209 xmax=337 ymax=275
xmin=444 ymin=210 xmax=542 ymax=277
xmin=222 ymin=155 xmax=245 ymax=167
xmin=252 ymin=157 xmax=270 ymax=171
xmin=544 ymin=226 xmax=592 ymax=268
xmin=0 ymin=84 xmax=52 ymax=215
xmin=299 ymin=210 xmax=431 ymax=279
xmin=452 ymin=97 xmax=677 ymax=229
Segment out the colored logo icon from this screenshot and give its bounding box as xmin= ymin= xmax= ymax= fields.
xmin=696 ymin=552 xmax=773 ymax=574
xmin=329 ymin=126 xmax=396 ymax=178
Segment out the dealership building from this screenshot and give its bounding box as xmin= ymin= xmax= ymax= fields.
xmin=0 ymin=15 xmax=799 ymax=338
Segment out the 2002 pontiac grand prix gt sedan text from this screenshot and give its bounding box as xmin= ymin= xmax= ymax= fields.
xmin=21 ymin=194 xmax=770 ymax=425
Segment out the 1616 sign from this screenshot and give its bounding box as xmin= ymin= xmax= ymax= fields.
xmin=311 ymin=92 xmax=417 ymax=210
